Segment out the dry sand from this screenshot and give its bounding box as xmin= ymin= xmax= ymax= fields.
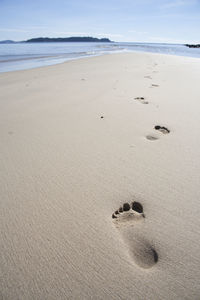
xmin=1 ymin=52 xmax=200 ymax=299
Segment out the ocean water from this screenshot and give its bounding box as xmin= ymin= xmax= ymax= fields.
xmin=0 ymin=42 xmax=200 ymax=73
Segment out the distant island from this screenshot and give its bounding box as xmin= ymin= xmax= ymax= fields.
xmin=0 ymin=37 xmax=112 ymax=44
xmin=185 ymin=44 xmax=200 ymax=48
xmin=25 ymin=37 xmax=112 ymax=43
xmin=0 ymin=40 xmax=15 ymax=44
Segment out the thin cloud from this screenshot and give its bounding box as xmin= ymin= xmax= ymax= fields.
xmin=0 ymin=26 xmax=48 ymax=33
xmin=128 ymin=30 xmax=148 ymax=35
xmin=0 ymin=28 xmax=29 ymax=33
xmin=161 ymin=0 xmax=197 ymax=9
xmin=27 ymin=26 xmax=49 ymax=30
xmin=96 ymin=33 xmax=123 ymax=38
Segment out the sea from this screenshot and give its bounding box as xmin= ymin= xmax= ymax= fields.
xmin=0 ymin=42 xmax=200 ymax=73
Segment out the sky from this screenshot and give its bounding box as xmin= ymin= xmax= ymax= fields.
xmin=0 ymin=0 xmax=200 ymax=43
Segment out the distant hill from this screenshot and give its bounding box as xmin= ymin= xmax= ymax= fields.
xmin=25 ymin=37 xmax=112 ymax=43
xmin=0 ymin=40 xmax=15 ymax=44
xmin=185 ymin=44 xmax=200 ymax=48
xmin=0 ymin=37 xmax=113 ymax=44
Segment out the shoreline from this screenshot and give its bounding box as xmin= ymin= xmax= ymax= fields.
xmin=1 ymin=51 xmax=200 ymax=299
xmin=1 ymin=49 xmax=200 ymax=76
xmin=1 ymin=42 xmax=200 ymax=74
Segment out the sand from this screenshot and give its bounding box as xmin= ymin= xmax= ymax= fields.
xmin=0 ymin=52 xmax=200 ymax=299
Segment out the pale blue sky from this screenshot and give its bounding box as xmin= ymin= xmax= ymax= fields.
xmin=0 ymin=0 xmax=200 ymax=43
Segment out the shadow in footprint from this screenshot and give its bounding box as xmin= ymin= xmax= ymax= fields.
xmin=150 ymin=84 xmax=159 ymax=89
xmin=8 ymin=131 xmax=14 ymax=135
xmin=154 ymin=125 xmax=170 ymax=134
xmin=146 ymin=135 xmax=159 ymax=141
xmin=134 ymin=97 xmax=149 ymax=104
xmin=129 ymin=238 xmax=158 ymax=269
xmin=112 ymin=201 xmax=158 ymax=269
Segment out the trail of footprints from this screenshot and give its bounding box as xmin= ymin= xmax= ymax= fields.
xmin=111 ymin=68 xmax=171 ymax=269
xmin=134 ymin=74 xmax=170 ymax=140
xmin=112 ymin=201 xmax=158 ymax=269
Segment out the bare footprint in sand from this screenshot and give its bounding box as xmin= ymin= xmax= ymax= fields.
xmin=134 ymin=97 xmax=149 ymax=104
xmin=112 ymin=202 xmax=158 ymax=269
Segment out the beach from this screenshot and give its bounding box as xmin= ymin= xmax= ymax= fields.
xmin=1 ymin=52 xmax=200 ymax=299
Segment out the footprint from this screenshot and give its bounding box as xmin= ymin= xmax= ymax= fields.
xmin=112 ymin=201 xmax=158 ymax=269
xmin=144 ymin=75 xmax=152 ymax=79
xmin=146 ymin=135 xmax=159 ymax=141
xmin=151 ymin=84 xmax=159 ymax=88
xmin=154 ymin=125 xmax=170 ymax=134
xmin=134 ymin=97 xmax=149 ymax=104
xmin=146 ymin=125 xmax=169 ymax=140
